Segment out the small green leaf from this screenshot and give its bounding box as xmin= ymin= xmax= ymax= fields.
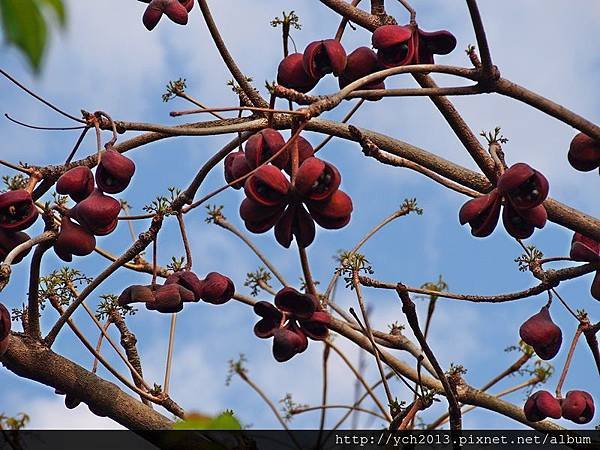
xmin=173 ymin=412 xmax=242 ymax=430
xmin=1 ymin=0 xmax=48 ymax=72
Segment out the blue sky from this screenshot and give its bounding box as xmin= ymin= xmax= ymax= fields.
xmin=1 ymin=0 xmax=599 ymax=430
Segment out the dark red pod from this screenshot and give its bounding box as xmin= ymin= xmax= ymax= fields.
xmin=117 ymin=284 xmax=155 ymax=306
xmin=497 ymin=163 xmax=549 ymax=210
xmin=274 ymin=287 xmax=318 ymax=320
xmin=200 ymin=272 xmax=234 ymax=305
xmin=502 ymin=202 xmax=547 ymax=240
xmin=56 ymin=166 xmax=94 ymax=202
xmin=53 ymin=216 xmax=96 ymax=262
xmin=0 ymin=190 xmax=39 ymax=231
xmin=519 ymin=306 xmax=562 ymax=360
xmin=239 ymin=198 xmax=285 ymax=234
xmin=295 ymin=157 xmax=341 ymax=202
xmin=244 ymin=129 xmax=288 ymax=170
xmin=284 ymin=136 xmax=315 ymax=175
xmin=274 ymin=204 xmax=316 ymax=249
xmin=224 ymin=151 xmax=252 ymax=189
xmin=303 ymin=39 xmax=347 ymax=79
xmin=244 ymin=165 xmax=289 ymax=207
xmin=146 ymin=284 xmax=192 ymax=313
xmin=71 ymin=189 xmax=121 ymax=236
xmin=561 ymin=390 xmax=595 ymax=424
xmin=0 ymin=229 xmax=31 ymax=264
xmin=458 ymin=190 xmax=502 ymax=238
xmin=591 ymin=271 xmax=600 ymax=301
xmin=570 ymin=232 xmax=600 ymax=262
xmin=338 ymin=46 xmax=386 ymax=97
xmin=299 ymin=311 xmax=330 ymax=341
xmin=0 ymin=303 xmax=11 ymax=356
xmin=416 ymin=29 xmax=457 ymax=64
xmin=96 ymin=147 xmax=136 ymax=194
xmin=372 ymin=25 xmax=415 ymax=68
xmin=272 ymin=324 xmax=308 ymax=362
xmin=523 ymin=390 xmax=562 ymax=422
xmin=181 ymin=0 xmax=194 ymax=12
xmin=253 ymin=301 xmax=283 ymax=339
xmin=143 ymin=0 xmax=189 ymax=31
xmin=165 ymin=270 xmax=204 ymax=301
xmin=308 ymin=190 xmax=353 ymax=230
xmin=568 ymin=133 xmax=600 ymax=172
xmin=277 ymin=53 xmax=319 ymax=93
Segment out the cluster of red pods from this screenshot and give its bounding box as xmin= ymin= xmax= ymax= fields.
xmin=253 ymin=287 xmax=330 ymax=362
xmin=459 ymin=163 xmax=549 ymax=239
xmin=54 ymin=146 xmax=136 ymax=261
xmin=277 ymin=24 xmax=456 ymax=95
xmin=139 ymin=0 xmax=194 ymax=30
xmin=119 ymin=270 xmax=234 ymax=314
xmin=517 ymin=232 xmax=599 ymax=424
xmin=225 ymin=129 xmax=353 ymax=248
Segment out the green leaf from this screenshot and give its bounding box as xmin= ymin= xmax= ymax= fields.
xmin=173 ymin=412 xmax=242 ymax=430
xmin=39 ymin=0 xmax=66 ymax=27
xmin=1 ymin=0 xmax=48 ymax=72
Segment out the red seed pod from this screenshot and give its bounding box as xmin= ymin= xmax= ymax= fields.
xmin=0 ymin=190 xmax=39 ymax=231
xmin=56 ymin=166 xmax=95 ymax=202
xmin=244 ymin=165 xmax=290 ymax=207
xmin=295 ymin=157 xmax=341 ymax=203
xmin=523 ymin=390 xmax=562 ymax=422
xmin=415 ymin=29 xmax=457 ymax=64
xmin=244 ymin=129 xmax=288 ymax=170
xmin=71 ymin=189 xmax=120 ymax=236
xmin=199 ymin=272 xmax=235 ymax=305
xmin=253 ymin=301 xmax=284 ymax=339
xmin=117 ymin=285 xmax=156 ymax=306
xmin=274 ymin=204 xmax=316 ymax=249
xmin=519 ymin=306 xmax=562 ymax=360
xmin=53 ymin=216 xmax=97 ymax=262
xmin=372 ymin=25 xmax=415 ymax=68
xmin=146 ymin=284 xmax=191 ymax=313
xmin=302 ymin=40 xmax=347 ymax=79
xmin=568 ymin=133 xmax=600 ymax=172
xmin=274 ymin=287 xmax=318 ymax=320
xmin=277 ymin=53 xmax=319 ymax=93
xmin=458 ymin=190 xmax=502 ymax=238
xmin=299 ymin=311 xmax=330 ymax=341
xmin=224 ymin=151 xmax=252 ymax=189
xmin=272 ymin=324 xmax=308 ymax=362
xmin=0 ymin=303 xmax=11 ymax=356
xmin=502 ymin=202 xmax=547 ymax=240
xmin=569 ymin=232 xmax=600 ymax=262
xmin=143 ymin=0 xmax=189 ymax=31
xmin=239 ymin=198 xmax=285 ymax=234
xmin=497 ymin=163 xmax=549 ymax=210
xmin=284 ymin=136 xmax=315 ymax=175
xmin=561 ymin=390 xmax=595 ymax=424
xmin=95 ymin=147 xmax=136 ymax=194
xmin=307 ymin=190 xmax=353 ymax=230
xmin=591 ymin=271 xmax=600 ymax=301
xmin=0 ymin=229 xmax=31 ymax=264
xmin=165 ymin=270 xmax=204 ymax=301
xmin=338 ymin=47 xmax=386 ymax=98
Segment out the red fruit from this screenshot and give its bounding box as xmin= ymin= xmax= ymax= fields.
xmin=523 ymin=391 xmax=562 ymax=422
xmin=117 ymin=285 xmax=155 ymax=306
xmin=56 ymin=166 xmax=94 ymax=202
xmin=96 ymin=147 xmax=135 ymax=194
xmin=303 ymin=40 xmax=347 ymax=79
xmin=244 ymin=165 xmax=289 ymax=207
xmin=299 ymin=311 xmax=330 ymax=340
xmin=502 ymin=202 xmax=547 ymax=240
xmin=372 ymin=25 xmax=415 ymax=68
xmin=146 ymin=284 xmax=193 ymax=313
xmin=277 ymin=53 xmax=319 ymax=93
xmin=224 ymin=151 xmax=252 ymax=189
xmin=416 ymin=29 xmax=457 ymax=64
xmin=239 ymin=198 xmax=285 ymax=234
xmin=561 ymin=390 xmax=595 ymax=424
xmin=458 ymin=190 xmax=502 ymax=238
xmin=53 ymin=216 xmax=96 ymax=262
xmin=568 ymin=133 xmax=600 ymax=172
xmin=0 ymin=229 xmax=31 ymax=264
xmin=338 ymin=46 xmax=386 ymax=96
xmin=497 ymin=163 xmax=549 ymax=210
xmin=274 ymin=204 xmax=316 ymax=249
xmin=0 ymin=303 xmax=11 ymax=356
xmin=244 ymin=129 xmax=288 ymax=170
xmin=181 ymin=0 xmax=194 ymax=12
xmin=0 ymin=190 xmax=39 ymax=231
xmin=519 ymin=306 xmax=562 ymax=360
xmin=143 ymin=0 xmax=189 ymax=31
xmin=71 ymin=189 xmax=120 ymax=236
xmin=272 ymin=324 xmax=308 ymax=362
xmin=570 ymin=232 xmax=600 ymax=262
xmin=165 ymin=270 xmax=204 ymax=301
xmin=295 ymin=157 xmax=341 ymax=202
xmin=199 ymin=272 xmax=234 ymax=305
xmin=253 ymin=301 xmax=283 ymax=339
xmin=308 ymin=190 xmax=353 ymax=230
xmin=274 ymin=287 xmax=318 ymax=320
xmin=284 ymin=136 xmax=315 ymax=175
